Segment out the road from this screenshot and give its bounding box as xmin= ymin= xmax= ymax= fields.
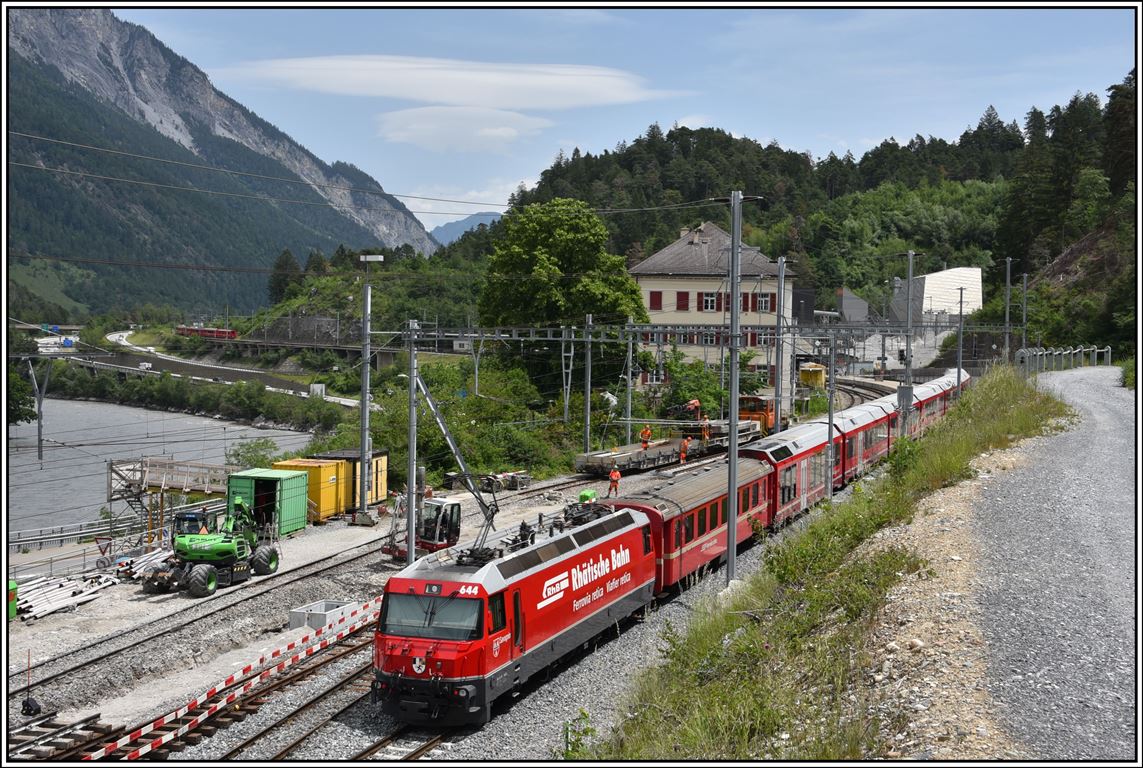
xmin=105 ymin=330 xmax=370 ymax=409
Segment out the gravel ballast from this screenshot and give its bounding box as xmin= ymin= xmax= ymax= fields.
xmin=8 ymin=367 xmax=1133 ymax=761
xmin=973 ymin=366 xmax=1136 ymax=760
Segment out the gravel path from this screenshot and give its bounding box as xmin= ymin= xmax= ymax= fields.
xmin=973 ymin=366 xmax=1136 ymax=760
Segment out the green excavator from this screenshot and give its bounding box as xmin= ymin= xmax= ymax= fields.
xmin=141 ymin=496 xmax=281 ymax=598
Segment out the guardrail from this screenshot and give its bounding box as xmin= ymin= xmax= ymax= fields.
xmin=1015 ymin=346 xmax=1112 ymax=376
xmin=8 ymin=500 xmax=226 ymax=553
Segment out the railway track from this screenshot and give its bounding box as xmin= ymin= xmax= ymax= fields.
xmin=222 ymin=664 xmax=373 ymax=760
xmin=68 ymin=629 xmax=375 ymax=760
xmin=351 ymin=726 xmax=446 ymax=761
xmin=6 ymin=538 xmax=397 ymax=704
xmin=6 ymin=712 xmax=122 ymax=761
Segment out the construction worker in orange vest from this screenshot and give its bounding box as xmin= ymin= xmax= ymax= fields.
xmin=640 ymin=424 xmax=653 ymax=450
xmin=680 ymin=435 xmax=691 ymax=464
xmin=701 ymin=415 xmax=711 ymax=442
xmin=607 ymin=465 xmax=621 ymax=497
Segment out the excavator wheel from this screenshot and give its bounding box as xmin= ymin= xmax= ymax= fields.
xmin=252 ymin=545 xmax=279 ymax=576
xmin=187 ymin=564 xmax=218 ymax=597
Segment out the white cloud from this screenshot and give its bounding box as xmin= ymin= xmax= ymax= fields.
xmin=676 ymin=113 xmax=712 ymax=129
xmin=220 ymin=55 xmax=679 ymax=110
xmin=410 ymin=176 xmax=532 ymax=230
xmin=377 ymin=107 xmax=553 ymax=153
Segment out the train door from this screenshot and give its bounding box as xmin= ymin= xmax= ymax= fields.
xmin=508 ymin=589 xmax=525 ymax=694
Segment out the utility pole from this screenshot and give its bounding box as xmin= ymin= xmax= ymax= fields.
xmin=358 ymin=253 xmax=383 ymax=527
xmin=1021 ymin=273 xmax=1028 ymax=351
xmin=900 ymin=250 xmax=915 ymax=438
xmin=583 ymin=314 xmax=592 ymax=453
xmin=905 ymin=250 xmax=914 ymax=388
xmin=826 ymin=331 xmax=835 ymax=502
xmin=406 ymin=319 xmax=419 ymax=567
xmin=359 ymin=284 xmax=372 ymax=525
xmin=957 ymin=287 xmax=965 ymax=396
xmin=727 ymin=191 xmax=742 ymax=585
xmin=625 ymin=317 xmax=633 ymax=445
xmin=773 ymin=256 xmax=786 ymax=434
xmin=26 ymin=359 xmax=51 ymax=465
xmin=1004 ymin=257 xmax=1012 ymax=364
xmin=561 ymin=326 xmax=573 ymax=423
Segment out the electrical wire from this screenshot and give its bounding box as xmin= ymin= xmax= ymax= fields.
xmin=8 ymin=130 xmax=511 ymax=209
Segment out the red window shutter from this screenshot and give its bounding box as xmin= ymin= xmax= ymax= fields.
xmin=649 ymin=291 xmax=662 ymax=311
xmin=750 ymin=331 xmax=758 ymax=346
xmin=741 ymin=292 xmax=749 ymax=311
xmin=676 ymin=291 xmax=689 ymax=311
xmin=696 ymin=293 xmax=704 ymax=312
xmin=716 ymin=292 xmax=723 ymax=312
xmin=751 ymin=293 xmax=759 ymax=312
xmin=641 ymin=371 xmax=648 ymax=384
xmin=770 ymin=292 xmax=777 ymax=311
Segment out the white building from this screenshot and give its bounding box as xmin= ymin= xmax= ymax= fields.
xmin=890 ymin=266 xmax=983 ymax=323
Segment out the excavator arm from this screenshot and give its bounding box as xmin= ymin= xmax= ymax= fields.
xmin=415 ymin=374 xmax=498 ymax=550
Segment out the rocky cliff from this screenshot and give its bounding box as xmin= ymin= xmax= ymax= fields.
xmin=8 ymin=8 xmax=437 ymax=256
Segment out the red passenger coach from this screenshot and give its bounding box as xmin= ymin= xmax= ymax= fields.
xmin=373 ymin=508 xmax=656 ymax=726
xmin=601 ymin=457 xmax=773 ymax=593
xmin=175 ymin=325 xmax=238 ymax=340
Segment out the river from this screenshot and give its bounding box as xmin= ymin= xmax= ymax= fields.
xmin=6 ymin=399 xmax=313 ymax=533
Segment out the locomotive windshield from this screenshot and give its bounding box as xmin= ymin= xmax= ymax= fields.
xmin=380 ymin=593 xmax=483 ymax=641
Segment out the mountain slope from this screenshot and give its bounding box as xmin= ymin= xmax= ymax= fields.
xmin=431 ymin=212 xmax=502 ymax=245
xmin=6 ymin=8 xmax=436 ymax=314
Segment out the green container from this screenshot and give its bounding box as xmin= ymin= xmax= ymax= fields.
xmin=8 ymin=580 xmax=17 ymax=620
xmin=227 ymin=469 xmax=308 ymax=537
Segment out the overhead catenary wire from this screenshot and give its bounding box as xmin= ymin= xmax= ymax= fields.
xmin=8 ymin=130 xmax=511 ymax=209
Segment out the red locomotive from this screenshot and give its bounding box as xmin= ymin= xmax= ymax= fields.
xmin=372 ymin=369 xmax=970 ymax=726
xmin=174 ymin=324 xmax=238 ymax=340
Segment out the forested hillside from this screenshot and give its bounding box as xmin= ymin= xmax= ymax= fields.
xmin=455 ymin=69 xmax=1134 ymax=352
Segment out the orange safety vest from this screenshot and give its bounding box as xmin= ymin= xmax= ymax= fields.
xmin=609 ymin=469 xmax=620 ymax=483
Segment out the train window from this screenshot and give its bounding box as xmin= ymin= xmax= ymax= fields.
xmin=674 ymin=520 xmax=682 ymax=549
xmin=698 ymin=508 xmax=707 ymax=536
xmin=847 ymin=437 xmax=856 ymax=461
xmin=719 ymin=498 xmax=726 ymax=525
xmin=489 ymin=593 xmax=506 ymax=634
xmin=751 ymin=483 xmax=759 ymax=508
xmin=683 ymin=515 xmax=694 ymax=543
xmin=709 ymin=505 xmax=718 ymax=530
xmin=642 ymin=525 xmax=652 ymax=554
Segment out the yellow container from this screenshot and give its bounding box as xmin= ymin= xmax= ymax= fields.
xmin=273 ymin=458 xmax=347 ymax=522
xmin=799 ymin=363 xmax=826 ymax=389
xmin=309 ymin=450 xmax=388 ymax=508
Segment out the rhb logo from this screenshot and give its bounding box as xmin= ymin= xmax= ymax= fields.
xmin=536 ymin=571 xmax=569 ymax=609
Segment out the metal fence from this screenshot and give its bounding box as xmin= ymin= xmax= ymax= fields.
xmin=1015 ymin=346 xmax=1113 ymax=376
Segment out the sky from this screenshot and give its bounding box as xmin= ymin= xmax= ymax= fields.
xmin=111 ymin=4 xmax=1138 ymax=232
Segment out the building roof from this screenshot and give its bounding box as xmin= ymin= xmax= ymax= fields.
xmin=630 ymin=222 xmax=786 ymax=278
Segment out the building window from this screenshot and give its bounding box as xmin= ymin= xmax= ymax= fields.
xmin=649 ymin=291 xmax=662 ymax=311
xmin=703 ymin=292 xmax=717 ymax=312
xmin=761 ymin=293 xmax=773 ymax=312
xmin=701 ymin=331 xmax=716 ymax=346
xmin=647 ymin=368 xmax=663 ymax=385
xmin=676 ymin=291 xmax=689 ymax=311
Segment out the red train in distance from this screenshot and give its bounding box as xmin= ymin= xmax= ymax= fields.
xmin=371 ymin=369 xmax=971 ymax=727
xmin=174 ymin=324 xmax=238 ymax=340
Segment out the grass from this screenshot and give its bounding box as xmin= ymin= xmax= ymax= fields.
xmin=1118 ymin=357 xmax=1135 ymax=389
xmin=574 ymin=366 xmax=1071 ymax=760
